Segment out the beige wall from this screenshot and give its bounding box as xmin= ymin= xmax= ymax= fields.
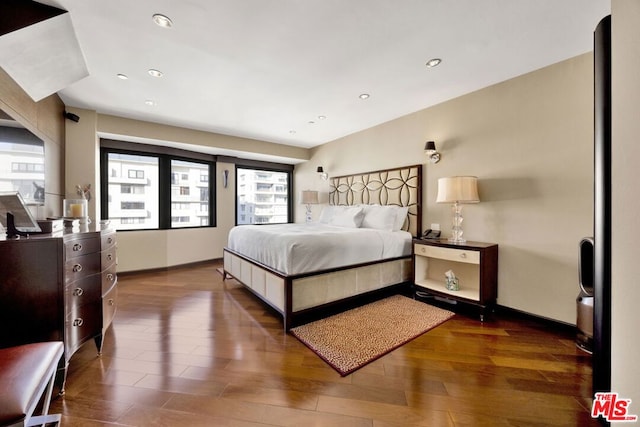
xmin=0 ymin=67 xmax=65 ymax=218
xmin=64 ymin=111 xmax=303 ymax=272
xmin=297 ymin=54 xmax=595 ymax=324
xmin=611 ymin=0 xmax=640 ymax=413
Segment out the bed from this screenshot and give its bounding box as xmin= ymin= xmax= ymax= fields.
xmin=222 ymin=164 xmax=422 ymax=330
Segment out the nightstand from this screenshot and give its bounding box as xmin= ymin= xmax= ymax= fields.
xmin=412 ymin=238 xmax=498 ymax=321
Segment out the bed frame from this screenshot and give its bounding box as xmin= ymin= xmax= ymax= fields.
xmin=222 ymin=164 xmax=422 ymax=330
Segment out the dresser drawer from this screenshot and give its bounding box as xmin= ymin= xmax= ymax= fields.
xmin=65 ymin=252 xmax=101 ymax=283
xmin=102 ymin=231 xmax=116 ymax=251
xmin=65 ymin=274 xmax=101 ymax=308
xmin=65 ymin=301 xmax=102 ymax=357
xmin=102 ymin=265 xmax=117 ymax=294
xmin=64 ymin=236 xmax=101 ymax=260
xmin=103 ymin=284 xmax=117 ymax=331
xmin=414 ymin=243 xmax=480 ymax=264
xmin=101 ymin=246 xmax=117 ymax=268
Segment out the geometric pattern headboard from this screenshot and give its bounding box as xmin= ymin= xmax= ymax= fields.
xmin=329 ymin=164 xmax=422 ymax=237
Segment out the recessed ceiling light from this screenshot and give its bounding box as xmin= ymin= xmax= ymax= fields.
xmin=152 ymin=14 xmax=173 ymax=28
xmin=426 ymin=58 xmax=442 ymax=68
xmin=148 ymin=69 xmax=163 ymax=78
xmin=318 ymin=115 xmax=326 ymax=120
xmin=308 ymin=120 xmax=315 ymax=124
xmin=116 ymin=73 xmax=128 ymax=80
xmin=359 ymin=93 xmax=370 ymax=100
xmin=145 ymin=100 xmax=156 ymax=106
xmin=289 ymin=130 xmax=296 ymax=134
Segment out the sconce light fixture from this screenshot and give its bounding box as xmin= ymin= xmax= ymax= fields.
xmin=317 ymin=166 xmax=328 ymax=180
xmin=424 ymin=141 xmax=440 ymax=163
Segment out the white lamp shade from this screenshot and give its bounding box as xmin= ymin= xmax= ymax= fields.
xmin=301 ymin=190 xmax=319 ymax=204
xmin=436 ymin=176 xmax=479 ymax=204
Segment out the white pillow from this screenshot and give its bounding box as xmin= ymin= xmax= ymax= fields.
xmin=361 ymin=205 xmax=396 ymax=231
xmin=359 ymin=205 xmax=409 ymax=231
xmin=318 ymin=206 xmax=336 ymax=224
xmin=392 ymin=206 xmax=409 ymax=231
xmin=328 ymin=206 xmax=365 ymax=228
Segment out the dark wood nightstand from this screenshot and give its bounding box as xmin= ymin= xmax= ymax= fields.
xmin=412 ymin=238 xmax=498 ymax=321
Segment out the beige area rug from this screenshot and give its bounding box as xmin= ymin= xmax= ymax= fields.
xmin=290 ymin=294 xmax=455 ymax=376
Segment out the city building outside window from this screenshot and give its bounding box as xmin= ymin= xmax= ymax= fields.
xmin=236 ymin=167 xmax=290 ymax=225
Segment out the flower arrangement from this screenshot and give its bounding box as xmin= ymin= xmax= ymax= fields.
xmin=76 ymin=184 xmax=92 ymax=202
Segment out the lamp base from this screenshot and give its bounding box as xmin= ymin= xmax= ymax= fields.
xmin=305 ymin=205 xmax=313 ymax=223
xmin=449 ymin=202 xmax=466 ymax=243
xmin=447 ymin=237 xmax=466 ymax=244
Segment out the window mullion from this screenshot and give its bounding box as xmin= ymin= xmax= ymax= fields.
xmin=158 ymin=156 xmax=171 ymax=229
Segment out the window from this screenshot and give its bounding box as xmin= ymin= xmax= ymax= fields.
xmin=170 ymin=159 xmax=210 ymax=228
xmin=101 ymin=140 xmax=215 ymax=231
xmin=236 ymin=166 xmax=291 ymax=225
xmin=104 ymin=152 xmax=159 ymax=230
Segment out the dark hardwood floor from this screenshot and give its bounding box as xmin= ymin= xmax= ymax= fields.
xmin=49 ymin=261 xmax=597 ymax=426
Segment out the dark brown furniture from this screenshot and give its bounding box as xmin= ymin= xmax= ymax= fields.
xmin=412 ymin=238 xmax=498 ymax=320
xmin=0 ymin=341 xmax=63 ymax=426
xmin=0 ymin=226 xmax=117 ymax=392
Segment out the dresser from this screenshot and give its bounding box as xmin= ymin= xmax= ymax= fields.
xmin=412 ymin=238 xmax=498 ymax=321
xmin=0 ymin=225 xmax=117 ymax=392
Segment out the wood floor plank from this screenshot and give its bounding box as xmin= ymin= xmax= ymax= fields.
xmin=47 ymin=260 xmax=596 ymax=426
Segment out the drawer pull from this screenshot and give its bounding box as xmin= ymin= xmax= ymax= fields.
xmin=420 ymin=247 xmax=426 ymax=253
xmin=73 ymin=243 xmax=83 ymax=252
xmin=107 ymin=273 xmax=114 ymax=282
xmin=108 ymin=299 xmax=115 ymax=306
xmin=73 ymin=318 xmax=84 ymax=327
xmin=72 ymin=287 xmax=84 ymax=296
xmin=107 ymin=237 xmax=113 ymax=244
xmin=107 ymin=253 xmax=113 ymax=261
xmin=460 ymin=253 xmax=467 ymax=258
xmin=72 ymin=264 xmax=83 ymax=273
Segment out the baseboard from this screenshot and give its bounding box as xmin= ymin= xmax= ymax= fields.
xmin=495 ymin=304 xmax=577 ymax=337
xmin=118 ymin=258 xmax=221 ymax=277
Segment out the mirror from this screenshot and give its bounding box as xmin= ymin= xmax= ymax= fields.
xmin=0 ymin=110 xmax=45 ymax=206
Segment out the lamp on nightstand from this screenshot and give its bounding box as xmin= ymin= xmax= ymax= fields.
xmin=301 ymin=190 xmax=319 ymax=222
xmin=436 ymin=176 xmax=479 ymax=243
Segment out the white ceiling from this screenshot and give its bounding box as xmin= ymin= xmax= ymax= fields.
xmin=38 ymin=0 xmax=609 ymax=150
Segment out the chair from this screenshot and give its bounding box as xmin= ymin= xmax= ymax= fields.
xmin=0 ymin=342 xmax=63 ymax=427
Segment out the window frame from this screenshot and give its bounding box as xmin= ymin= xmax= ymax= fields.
xmin=233 ymin=160 xmax=294 ymax=226
xmin=100 ymin=139 xmax=216 ymax=231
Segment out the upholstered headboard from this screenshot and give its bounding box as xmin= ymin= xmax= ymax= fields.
xmin=329 ymin=164 xmax=422 ymax=237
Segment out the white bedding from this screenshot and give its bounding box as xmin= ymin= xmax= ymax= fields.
xmin=227 ymin=223 xmax=412 ymax=275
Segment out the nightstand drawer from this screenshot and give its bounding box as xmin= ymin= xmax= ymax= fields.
xmin=414 ymin=244 xmax=480 ymax=264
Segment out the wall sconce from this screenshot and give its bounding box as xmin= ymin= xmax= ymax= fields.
xmin=424 ymin=141 xmax=441 ymax=163
xmin=222 ymin=169 xmax=229 ymax=188
xmin=317 ymin=166 xmax=328 ymax=180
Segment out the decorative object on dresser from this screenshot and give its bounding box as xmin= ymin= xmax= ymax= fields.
xmin=412 ymin=238 xmax=497 ymax=321
xmin=0 ymin=226 xmax=117 ymax=393
xmin=300 ymin=190 xmax=319 ymax=223
xmin=436 ymin=176 xmax=479 ymax=243
xmin=0 ymin=191 xmax=42 ymax=238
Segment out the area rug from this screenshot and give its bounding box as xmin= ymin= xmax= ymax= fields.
xmin=289 ymin=294 xmax=455 ymax=376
